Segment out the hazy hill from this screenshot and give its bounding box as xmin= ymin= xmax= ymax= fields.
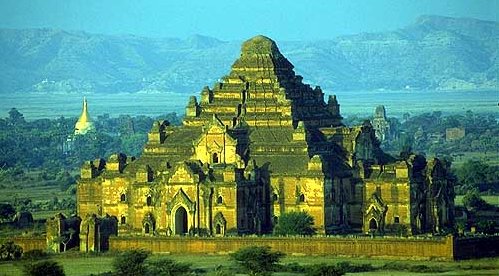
xmin=0 ymin=15 xmax=497 ymax=94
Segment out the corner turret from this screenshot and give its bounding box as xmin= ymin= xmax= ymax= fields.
xmin=327 ymin=95 xmax=341 ymax=118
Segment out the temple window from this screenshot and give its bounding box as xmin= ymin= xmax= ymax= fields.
xmin=121 ymin=216 xmax=126 ymax=225
xmin=217 ymin=196 xmax=223 ymax=205
xmin=212 ymin=153 xmax=219 ymax=163
xmin=146 ymin=195 xmax=152 ymax=206
xmin=394 ymin=216 xmax=400 ymax=224
xmin=120 ymin=194 xmax=126 ymax=202
xmin=299 ymin=194 xmax=305 ymax=203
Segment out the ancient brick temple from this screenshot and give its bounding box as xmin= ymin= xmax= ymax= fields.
xmin=77 ymin=36 xmax=454 ymax=242
xmin=372 ymin=105 xmax=391 ymax=142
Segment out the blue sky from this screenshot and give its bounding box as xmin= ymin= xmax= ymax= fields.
xmin=0 ymin=0 xmax=497 ymax=40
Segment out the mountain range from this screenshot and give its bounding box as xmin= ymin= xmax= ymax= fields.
xmin=0 ymin=15 xmax=497 ymax=94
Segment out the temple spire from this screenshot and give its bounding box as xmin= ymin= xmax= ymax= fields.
xmin=75 ymin=97 xmax=95 ymax=135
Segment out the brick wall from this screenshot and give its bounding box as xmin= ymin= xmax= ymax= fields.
xmin=10 ymin=237 xmax=46 ymax=252
xmin=109 ymin=235 xmax=454 ymax=260
xmin=8 ymin=234 xmax=499 ymax=260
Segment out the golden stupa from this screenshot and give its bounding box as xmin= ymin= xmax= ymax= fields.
xmin=74 ymin=97 xmax=95 ymax=135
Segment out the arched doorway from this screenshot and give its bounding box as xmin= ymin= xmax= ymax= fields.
xmin=175 ymin=207 xmax=188 ymax=235
xmin=213 ymin=212 xmax=226 ymax=237
xmin=299 ymin=194 xmax=305 ymax=202
xmin=369 ymin=218 xmax=378 ymax=231
xmin=212 ymin=153 xmax=219 ymax=163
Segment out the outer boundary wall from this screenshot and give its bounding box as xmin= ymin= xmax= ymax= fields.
xmin=109 ymin=236 xmax=455 ymax=260
xmin=8 ymin=235 xmax=499 ymax=260
xmin=9 ymin=237 xmax=46 ymax=252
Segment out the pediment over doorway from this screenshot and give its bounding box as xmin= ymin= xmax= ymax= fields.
xmin=166 ymin=188 xmax=195 ymax=213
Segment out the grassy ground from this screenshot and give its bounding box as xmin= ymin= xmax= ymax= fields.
xmin=0 ymin=169 xmax=74 ymax=221
xmin=0 ymin=179 xmax=69 ymax=203
xmin=451 ymin=151 xmax=499 ymax=167
xmin=0 ymin=253 xmax=498 ymax=276
xmin=455 ymin=195 xmax=499 ymax=207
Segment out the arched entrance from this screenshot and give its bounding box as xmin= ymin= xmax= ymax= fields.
xmin=369 ymin=218 xmax=378 ymax=231
xmin=175 ymin=207 xmax=188 ymax=235
xmin=213 ymin=212 xmax=226 ymax=237
xmin=142 ymin=213 xmax=155 ymax=235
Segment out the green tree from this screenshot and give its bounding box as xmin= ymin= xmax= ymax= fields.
xmin=24 ymin=260 xmax=65 ymax=276
xmin=0 ymin=240 xmax=23 ymax=260
xmin=113 ymin=249 xmax=150 ymax=276
xmin=120 ymin=133 xmax=148 ymax=157
xmin=7 ymin=108 xmax=25 ymax=125
xmin=274 ymin=211 xmax=316 ymax=236
xmin=462 ymin=189 xmax=490 ymax=211
xmin=59 ymin=228 xmax=76 ymax=252
xmin=56 ymin=171 xmax=75 ymax=192
xmin=476 ymin=220 xmax=497 ymax=235
xmin=230 ymin=246 xmax=285 ymax=276
xmin=0 ymin=203 xmax=16 ymax=222
xmin=455 ymin=160 xmax=489 ymax=191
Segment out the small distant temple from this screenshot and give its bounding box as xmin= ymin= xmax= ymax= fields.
xmin=372 ymin=105 xmax=391 ymax=142
xmin=446 ymin=127 xmax=465 ymax=142
xmin=74 ymin=97 xmax=95 ymax=135
xmin=76 ymin=36 xmax=454 ymax=246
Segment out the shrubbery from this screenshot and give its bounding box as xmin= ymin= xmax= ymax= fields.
xmin=335 ymin=261 xmax=374 ymax=273
xmin=0 ymin=203 xmax=16 ymax=222
xmin=230 ymin=246 xmax=285 ymax=275
xmin=22 ymin=249 xmax=50 ymax=260
xmin=0 ymin=240 xmax=23 ymax=260
xmin=23 ymin=260 xmax=65 ymax=276
xmin=112 ymin=249 xmax=150 ymax=276
xmin=462 ymin=189 xmax=492 ymax=211
xmin=280 ymin=261 xmax=374 ymax=276
xmin=229 ymin=246 xmax=380 ymax=275
xmin=112 ymin=249 xmax=192 ymax=276
xmin=381 ymin=261 xmax=447 ymax=273
xmin=306 ymin=263 xmax=345 ymax=276
xmin=273 ymin=211 xmax=316 ymax=236
xmin=146 ymin=258 xmax=192 ymax=276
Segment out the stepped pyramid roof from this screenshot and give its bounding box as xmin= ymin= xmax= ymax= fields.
xmin=134 ymin=35 xmax=346 ymax=176
xmin=183 ymin=35 xmax=342 ymax=129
